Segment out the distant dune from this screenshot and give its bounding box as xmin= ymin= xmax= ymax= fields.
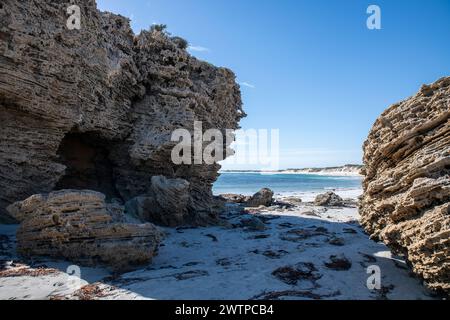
xmin=221 ymin=164 xmax=364 ymax=177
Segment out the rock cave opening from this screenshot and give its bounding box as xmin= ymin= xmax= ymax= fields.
xmin=55 ymin=131 xmax=121 ymax=201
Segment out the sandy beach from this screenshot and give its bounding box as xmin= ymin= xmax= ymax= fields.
xmin=0 ymin=189 xmax=434 ymax=300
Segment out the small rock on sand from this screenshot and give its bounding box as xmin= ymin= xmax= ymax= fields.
xmin=246 ymin=188 xmax=274 ymax=207
xmin=314 ymin=192 xmax=344 ymax=207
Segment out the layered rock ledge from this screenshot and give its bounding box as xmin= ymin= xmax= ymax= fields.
xmin=7 ymin=190 xmax=162 ymax=271
xmin=360 ymin=77 xmax=450 ymax=294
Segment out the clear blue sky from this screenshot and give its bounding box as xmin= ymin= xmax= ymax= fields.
xmin=97 ymin=0 xmax=450 ymax=169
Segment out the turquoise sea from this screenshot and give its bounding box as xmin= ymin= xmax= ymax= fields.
xmin=213 ymin=172 xmax=362 ymax=196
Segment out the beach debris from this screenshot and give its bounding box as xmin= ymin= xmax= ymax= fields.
xmin=251 ymin=289 xmax=341 ymax=300
xmin=328 ymin=236 xmax=345 ymax=246
xmin=257 ymin=215 xmax=281 ymax=223
xmin=272 ymin=201 xmax=296 ymax=210
xmin=183 ymin=262 xmax=203 ymax=267
xmin=0 ymin=262 xmax=59 ymax=278
xmin=280 ymin=227 xmax=329 ymax=242
xmin=262 ymin=250 xmax=289 ymax=259
xmin=246 ymin=188 xmax=274 ymax=207
xmin=375 ymin=285 xmax=396 ymax=300
xmin=343 ymin=227 xmax=358 ymax=234
xmin=174 ymin=270 xmax=209 ymax=280
xmin=50 ymin=283 xmax=120 ymax=300
xmin=272 ymin=262 xmax=321 ymax=285
xmin=324 ymin=254 xmax=352 ymax=271
xmin=72 ymin=283 xmax=112 ymax=300
xmin=278 ymin=222 xmax=296 ymax=229
xmin=298 ymin=243 xmax=325 ymax=250
xmin=240 ymin=216 xmax=267 ymax=231
xmin=216 ymin=258 xmax=233 ymax=267
xmin=314 ymin=192 xmax=344 ymax=207
xmin=246 ymin=234 xmax=271 ymax=240
xmin=179 ymin=241 xmax=198 ymax=248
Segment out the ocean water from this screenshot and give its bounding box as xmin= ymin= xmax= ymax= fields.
xmin=213 ymin=172 xmax=362 ymax=196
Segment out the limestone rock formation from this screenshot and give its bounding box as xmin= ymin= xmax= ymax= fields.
xmin=360 ymin=77 xmax=450 ymax=294
xmin=246 ymin=188 xmax=274 ymax=207
xmin=125 ymin=175 xmax=194 ymax=227
xmin=314 ymin=192 xmax=344 ymax=207
xmin=0 ymin=0 xmax=244 ymax=224
xmin=6 ymin=190 xmax=162 ymax=271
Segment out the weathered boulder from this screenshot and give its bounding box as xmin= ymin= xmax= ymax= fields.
xmin=360 ymin=77 xmax=450 ymax=294
xmin=0 ymin=0 xmax=244 ymax=224
xmin=6 ymin=190 xmax=162 ymax=271
xmin=246 ymin=188 xmax=274 ymax=207
xmin=314 ymin=192 xmax=344 ymax=207
xmin=125 ymin=176 xmax=193 ymax=227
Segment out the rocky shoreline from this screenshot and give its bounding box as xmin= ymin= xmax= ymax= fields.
xmin=0 ymin=189 xmax=437 ymax=300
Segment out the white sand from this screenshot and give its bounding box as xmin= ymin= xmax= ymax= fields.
xmin=0 ymin=190 xmax=435 ymax=300
xmin=277 ymin=188 xmax=363 ymax=202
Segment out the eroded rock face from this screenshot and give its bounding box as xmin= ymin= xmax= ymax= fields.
xmin=6 ymin=190 xmax=162 ymax=271
xmin=360 ymin=77 xmax=450 ymax=294
xmin=0 ymin=0 xmax=244 ymax=223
